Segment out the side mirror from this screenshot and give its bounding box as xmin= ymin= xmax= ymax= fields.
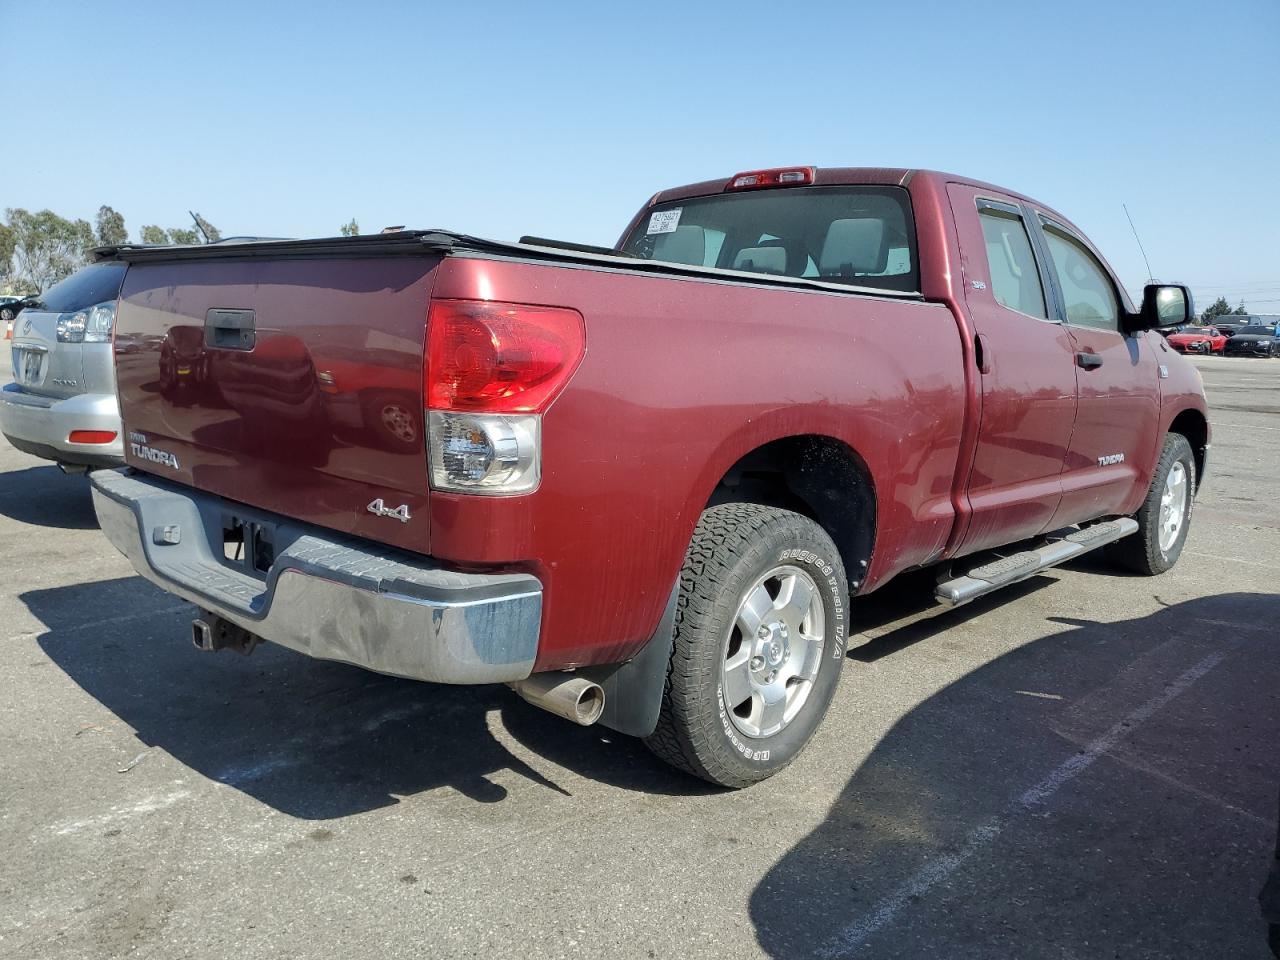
xmin=1130 ymin=283 xmax=1194 ymax=331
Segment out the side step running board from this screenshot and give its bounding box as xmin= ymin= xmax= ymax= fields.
xmin=935 ymin=518 xmax=1139 ymax=608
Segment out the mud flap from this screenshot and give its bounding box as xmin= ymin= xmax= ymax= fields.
xmin=583 ymin=580 xmax=678 ymax=739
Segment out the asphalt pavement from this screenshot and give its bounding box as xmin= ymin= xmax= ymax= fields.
xmin=0 ymin=349 xmax=1276 ymax=959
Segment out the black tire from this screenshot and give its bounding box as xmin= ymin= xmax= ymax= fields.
xmin=1110 ymin=433 xmax=1196 ymax=575
xmin=644 ymin=503 xmax=849 ymax=788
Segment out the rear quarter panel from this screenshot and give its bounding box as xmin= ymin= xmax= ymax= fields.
xmin=430 ymin=257 xmax=967 ymax=669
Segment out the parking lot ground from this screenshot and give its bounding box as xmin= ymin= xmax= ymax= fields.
xmin=1 ymin=350 xmax=1277 ymax=960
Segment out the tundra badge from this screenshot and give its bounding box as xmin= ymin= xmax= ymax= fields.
xmin=367 ymin=498 xmax=411 ymax=523
xmin=128 ymin=432 xmax=180 ymax=470
xmin=1098 ymin=453 xmax=1125 ymax=467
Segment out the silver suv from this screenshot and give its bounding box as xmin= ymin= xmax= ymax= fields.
xmin=1 ymin=262 xmax=126 ymax=469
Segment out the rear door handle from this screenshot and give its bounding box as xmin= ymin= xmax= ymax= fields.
xmin=1076 ymin=351 xmax=1103 ymax=370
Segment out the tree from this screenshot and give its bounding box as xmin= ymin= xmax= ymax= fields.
xmin=140 ymin=216 xmax=220 ymax=246
xmin=0 ymin=222 xmax=14 ymax=287
xmin=339 ymin=218 xmax=359 ymax=237
xmin=4 ymin=208 xmax=96 ymax=292
xmin=191 ymin=212 xmax=221 ymax=243
xmin=1233 ymin=301 xmax=1249 ymax=315
xmin=95 ymin=205 xmax=128 ymax=246
xmin=1201 ymin=296 xmax=1233 ymax=324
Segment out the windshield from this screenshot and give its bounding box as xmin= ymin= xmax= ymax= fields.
xmin=620 ymin=185 xmax=919 ymax=293
xmin=1237 ymin=325 xmax=1276 ymax=336
xmin=32 ymin=262 xmax=127 ymax=312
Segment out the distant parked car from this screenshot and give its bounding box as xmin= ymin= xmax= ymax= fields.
xmin=1167 ymin=325 xmax=1227 ymax=354
xmin=1216 ymin=315 xmax=1279 ymax=338
xmin=1 ymin=295 xmax=36 ymax=324
xmin=1223 ymin=324 xmax=1280 ymax=358
xmin=1214 ymin=319 xmax=1250 ymax=337
xmin=0 ymin=262 xmax=127 ymax=469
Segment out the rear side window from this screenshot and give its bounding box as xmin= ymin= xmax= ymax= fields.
xmin=621 ymin=185 xmax=919 ymax=293
xmin=1042 ymin=227 xmax=1119 ymax=331
xmin=34 ymin=262 xmax=126 ymax=312
xmin=977 ymin=207 xmax=1046 ymax=319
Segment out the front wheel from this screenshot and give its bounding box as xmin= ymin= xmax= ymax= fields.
xmin=1110 ymin=433 xmax=1196 ymax=575
xmin=644 ymin=503 xmax=849 ymax=788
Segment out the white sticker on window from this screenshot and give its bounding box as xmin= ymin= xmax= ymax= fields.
xmin=646 ymin=208 xmax=682 ymax=235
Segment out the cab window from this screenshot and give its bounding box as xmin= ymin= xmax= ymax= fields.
xmin=622 ymin=185 xmax=920 ymax=293
xmin=1042 ymin=225 xmax=1120 ymax=331
xmin=976 ymin=206 xmax=1047 ymax=319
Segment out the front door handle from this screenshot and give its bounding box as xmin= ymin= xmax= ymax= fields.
xmin=1076 ymin=351 xmax=1103 ymax=370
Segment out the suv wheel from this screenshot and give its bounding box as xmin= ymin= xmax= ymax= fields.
xmin=644 ymin=503 xmax=849 ymax=788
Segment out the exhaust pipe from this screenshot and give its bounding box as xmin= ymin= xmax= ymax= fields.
xmin=508 ymin=673 xmax=605 ymax=726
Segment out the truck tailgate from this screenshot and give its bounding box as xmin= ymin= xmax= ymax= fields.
xmin=113 ymin=254 xmax=440 ymax=553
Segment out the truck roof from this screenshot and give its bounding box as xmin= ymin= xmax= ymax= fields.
xmin=648 ymin=167 xmax=1072 ymax=223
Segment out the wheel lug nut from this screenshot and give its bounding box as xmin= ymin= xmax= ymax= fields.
xmin=757 ymin=625 xmax=770 ymax=639
xmin=749 ymin=656 xmax=765 ymax=671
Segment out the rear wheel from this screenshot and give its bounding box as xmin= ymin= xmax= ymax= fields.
xmin=644 ymin=503 xmax=849 ymax=788
xmin=1110 ymin=433 xmax=1196 ymax=575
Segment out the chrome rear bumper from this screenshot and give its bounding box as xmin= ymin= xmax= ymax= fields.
xmin=90 ymin=468 xmax=542 ymax=684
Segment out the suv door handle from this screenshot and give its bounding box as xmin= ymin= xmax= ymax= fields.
xmin=1076 ymin=351 xmax=1103 ymax=370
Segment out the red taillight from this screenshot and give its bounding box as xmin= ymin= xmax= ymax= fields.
xmin=426 ymin=299 xmax=585 ymax=413
xmin=726 ymin=166 xmax=815 ymax=191
xmin=68 ymin=430 xmax=118 ymax=445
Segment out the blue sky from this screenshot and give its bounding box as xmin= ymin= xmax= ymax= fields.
xmin=2 ymin=0 xmax=1277 ymax=310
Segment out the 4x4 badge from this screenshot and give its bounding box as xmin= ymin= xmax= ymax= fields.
xmin=367 ymin=498 xmax=411 ymax=523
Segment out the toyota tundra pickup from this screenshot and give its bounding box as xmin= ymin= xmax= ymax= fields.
xmin=89 ymin=166 xmax=1209 ymax=788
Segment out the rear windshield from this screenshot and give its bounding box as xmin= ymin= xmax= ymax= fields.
xmin=33 ymin=262 xmax=127 ymax=312
xmin=620 ymin=185 xmax=919 ymax=293
xmin=1238 ymin=325 xmax=1276 ymax=335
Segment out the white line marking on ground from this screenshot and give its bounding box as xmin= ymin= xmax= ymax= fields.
xmin=49 ymin=788 xmax=191 ymax=837
xmin=11 ymin=602 xmax=190 ymax=644
xmin=1213 ymin=422 xmax=1280 ymax=433
xmin=820 ymin=651 xmax=1225 ymax=958
xmin=1186 ymin=550 xmax=1277 ymax=569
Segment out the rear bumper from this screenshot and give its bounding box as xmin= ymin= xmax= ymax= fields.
xmin=89 ymin=468 xmax=542 ymax=684
xmin=0 ymin=385 xmax=124 ymax=465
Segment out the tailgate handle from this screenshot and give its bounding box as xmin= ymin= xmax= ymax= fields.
xmin=205 ymin=309 xmax=256 ymax=351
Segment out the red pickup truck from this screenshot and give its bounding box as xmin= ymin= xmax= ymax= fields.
xmin=90 ymin=167 xmax=1208 ymax=788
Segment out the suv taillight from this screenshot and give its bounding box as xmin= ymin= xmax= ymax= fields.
xmin=425 ymin=299 xmax=584 ymax=495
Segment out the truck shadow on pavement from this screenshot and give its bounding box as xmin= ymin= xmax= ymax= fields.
xmin=26 ymin=577 xmax=709 ymax=821
xmin=0 ymin=465 xmax=100 ymax=530
xmin=750 ymin=591 xmax=1280 ymax=960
